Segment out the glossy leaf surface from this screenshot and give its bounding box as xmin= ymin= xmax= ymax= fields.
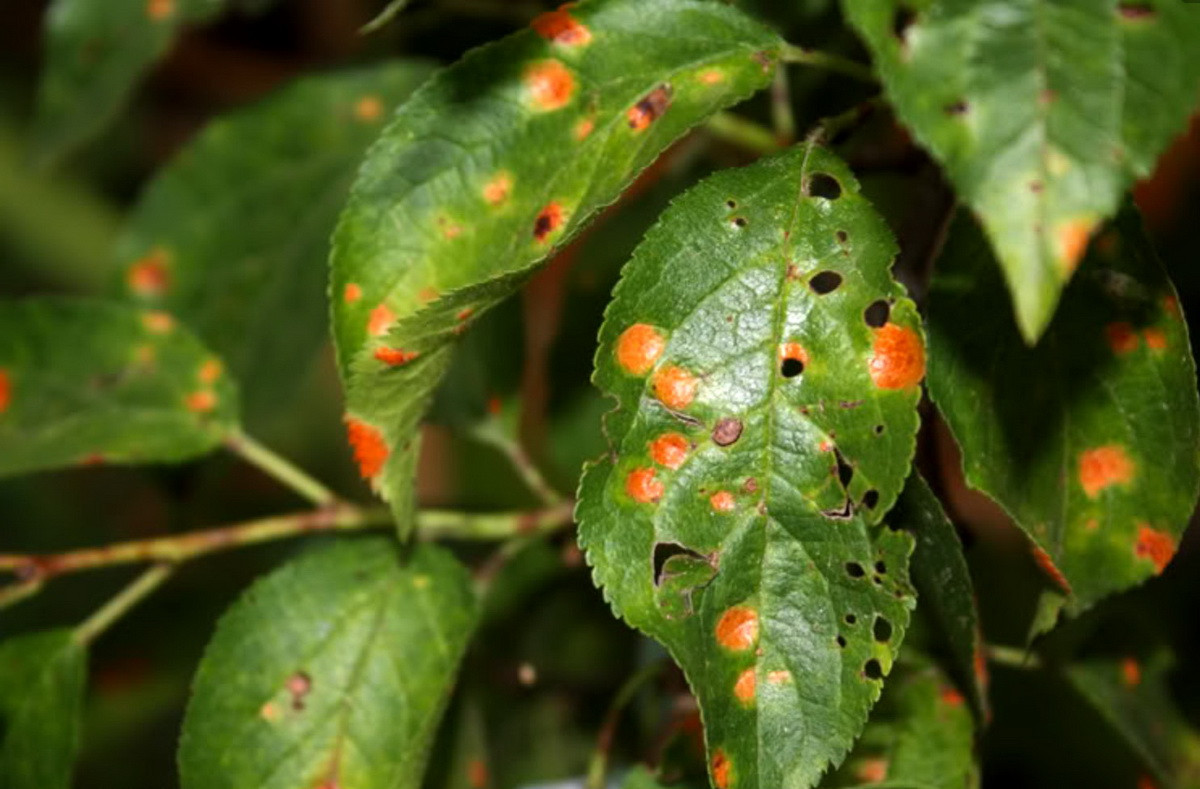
xmin=844 ymin=0 xmax=1200 ymax=341
xmin=927 ymin=208 xmax=1200 ymax=614
xmin=578 ymin=145 xmax=923 ymax=789
xmin=34 ymin=0 xmax=227 ymax=161
xmin=329 ymin=0 xmax=781 ymax=530
xmin=115 ymin=63 xmax=434 ymax=421
xmin=0 ymin=297 xmax=237 ymax=476
xmin=0 ymin=630 xmax=87 ymax=789
xmin=179 ymin=539 xmax=478 ymax=789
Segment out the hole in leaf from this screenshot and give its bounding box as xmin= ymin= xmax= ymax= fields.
xmin=874 ymin=560 xmax=887 ymax=575
xmin=726 ymin=199 xmax=737 ymax=209
xmin=780 ymin=357 xmax=804 ymax=378
xmin=864 ymin=300 xmax=890 ymax=328
xmin=864 ymin=659 xmax=883 ymax=680
xmin=845 ymin=613 xmax=857 ymax=625
xmin=845 ymin=562 xmax=865 ymax=578
xmin=874 ymin=617 xmax=893 ymax=642
xmin=653 ymin=542 xmax=704 ymax=585
xmin=809 ymin=271 xmax=842 ymax=294
xmin=874 ymin=424 xmax=885 ymax=435
xmin=862 ymin=489 xmax=880 ymax=509
xmin=837 ymin=635 xmax=847 ymax=648
xmin=732 ymin=217 xmax=747 ymax=228
xmin=808 ymin=173 xmax=841 ymax=200
xmin=835 ymin=449 xmax=854 ymax=487
xmin=836 ymin=230 xmax=849 ymax=244
xmin=892 ymin=6 xmax=916 ymax=39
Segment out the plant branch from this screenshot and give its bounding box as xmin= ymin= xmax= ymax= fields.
xmin=770 ymin=67 xmax=797 ymax=145
xmin=472 ymin=422 xmax=564 ymax=507
xmin=586 ymin=659 xmax=669 ymax=789
xmin=74 ymin=563 xmax=174 ymax=646
xmin=224 ymin=431 xmax=337 ymax=507
xmin=987 ymin=643 xmax=1042 ymax=670
xmin=705 ymin=112 xmax=780 ymax=155
xmin=782 ymin=44 xmax=876 ymax=83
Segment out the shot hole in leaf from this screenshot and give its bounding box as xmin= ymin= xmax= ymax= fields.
xmin=845 ymin=562 xmax=865 ymax=578
xmin=835 ymin=449 xmax=854 ymax=487
xmin=874 ymin=560 xmax=887 ymax=574
xmin=836 ymin=635 xmax=847 ymax=648
xmin=653 ymin=542 xmax=706 ymax=585
xmin=863 ymin=659 xmax=883 ymax=680
xmin=844 ymin=613 xmax=857 ymax=625
xmin=836 ymin=230 xmax=848 ymax=244
xmin=807 ymin=173 xmax=842 ymax=200
xmin=809 ymin=270 xmax=842 ymax=294
xmin=873 ymin=617 xmax=893 ymax=642
xmin=862 ymin=489 xmax=880 ymax=509
xmin=864 ymin=299 xmax=890 ymax=328
xmin=732 ymin=216 xmax=747 ymax=228
xmin=726 ymin=199 xmax=737 ymax=209
xmin=780 ymin=357 xmax=804 ymax=378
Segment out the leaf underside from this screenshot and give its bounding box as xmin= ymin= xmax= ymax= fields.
xmin=578 ymin=145 xmax=924 ymax=789
xmin=178 ymin=539 xmax=478 ymax=789
xmin=844 ymin=0 xmax=1200 ymax=341
xmin=328 ymin=0 xmax=782 ymax=531
xmin=0 ymin=297 xmax=238 ymax=477
xmin=927 ymin=206 xmax=1200 ymax=614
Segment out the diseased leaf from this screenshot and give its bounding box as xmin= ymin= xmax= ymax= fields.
xmin=824 ymin=658 xmax=979 ymax=789
xmin=0 ymin=297 xmax=237 ymax=476
xmin=1067 ymin=651 xmax=1200 ymax=788
xmin=34 ymin=0 xmax=228 ymax=162
xmin=179 ymin=539 xmax=478 ymax=789
xmin=329 ymin=0 xmax=782 ymax=532
xmin=0 ymin=630 xmax=88 ymax=789
xmin=927 ymin=207 xmax=1200 ymax=615
xmin=114 ymin=63 xmax=434 ymax=422
xmin=843 ymin=0 xmax=1200 ymax=341
xmin=890 ymin=473 xmax=988 ymax=718
xmin=577 ymin=145 xmax=922 ymax=789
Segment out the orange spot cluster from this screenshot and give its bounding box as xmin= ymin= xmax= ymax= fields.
xmin=1135 ymin=524 xmax=1175 ymax=573
xmin=1078 ymin=445 xmax=1134 ymax=497
xmin=343 ymin=283 xmax=363 ymax=304
xmin=142 ymin=311 xmax=174 ymax=334
xmin=779 ymin=342 xmax=809 ymax=365
xmin=1143 ymin=328 xmax=1168 ymax=351
xmin=127 ymin=248 xmax=171 ymax=298
xmin=346 ymin=417 xmax=389 ymax=480
xmin=374 ymin=347 xmax=419 ymax=366
xmin=368 ymin=304 xmax=396 ymax=337
xmin=533 ymin=202 xmax=565 ymax=242
xmin=868 ymin=323 xmax=925 ymax=389
xmin=0 ymin=369 xmax=10 ymax=414
xmin=1121 ymin=657 xmax=1142 ymax=687
xmin=354 ymin=95 xmax=384 ymax=123
xmin=146 ymin=0 xmax=172 ymax=20
xmin=483 ymin=173 xmax=512 ymax=205
xmin=625 ymin=467 xmax=664 ymax=503
xmin=711 ymin=749 xmax=732 ymax=789
xmin=627 ymin=86 xmax=672 ymax=132
xmin=715 ymin=606 xmax=759 ymax=651
xmin=653 ymin=366 xmax=698 ymax=410
xmin=733 ymin=668 xmax=756 ymax=705
xmin=198 ymin=359 xmax=223 ymax=384
xmin=856 ymin=758 xmax=889 ymax=783
xmin=616 ymin=323 xmax=665 ymax=375
xmin=1031 ymin=545 xmax=1072 ymax=594
xmin=531 ymin=5 xmax=591 ymax=46
xmin=524 ymin=60 xmax=575 ymax=111
xmin=185 ymin=390 xmax=217 ymax=413
xmin=650 ymin=432 xmax=689 ymax=469
xmin=1057 ymin=219 xmax=1094 ymax=273
xmin=1105 ymin=322 xmax=1138 ymax=354
xmin=710 ymin=491 xmax=735 ymax=512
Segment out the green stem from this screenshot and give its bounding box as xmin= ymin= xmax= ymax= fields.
xmin=225 ymin=432 xmax=337 ymax=506
xmin=472 ymin=423 xmax=564 ymax=507
xmin=586 ymin=660 xmax=668 ymax=789
xmin=771 ymin=67 xmax=797 ymax=145
xmin=988 ymin=644 xmax=1042 ymax=670
xmin=419 ymin=501 xmax=574 ymax=541
xmin=705 ymin=112 xmax=780 ymax=155
xmin=782 ymin=44 xmax=876 ymax=83
xmin=74 ymin=564 xmax=174 ymax=646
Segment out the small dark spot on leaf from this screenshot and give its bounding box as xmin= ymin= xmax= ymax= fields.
xmin=839 ymin=399 xmax=864 ymax=410
xmin=874 ymin=560 xmax=887 ymax=574
xmin=780 ymin=357 xmax=804 ymax=378
xmin=807 ymin=173 xmax=842 ymax=200
xmin=743 ymin=477 xmax=758 ymax=493
xmin=836 ymin=230 xmax=849 ymax=244
xmin=712 ymin=417 xmax=743 ymax=446
xmin=732 ymin=216 xmax=747 ymax=228
xmin=287 ymin=671 xmax=312 ymax=711
xmin=873 ymin=575 xmax=884 ymax=585
xmin=1117 ymin=2 xmax=1155 ymax=20
xmin=845 ymin=562 xmax=865 ymax=578
xmin=874 ymin=617 xmax=893 ymax=642
xmin=944 ymin=100 xmax=968 ymax=115
xmin=862 ymin=490 xmax=880 ymax=509
xmin=1030 ymin=180 xmax=1044 ymax=193
xmin=864 ymin=300 xmax=890 ymax=328
xmin=753 ymin=50 xmax=773 ymax=72
xmin=836 ymin=635 xmax=847 ymax=648
xmin=845 ymin=613 xmax=857 ymax=625
xmin=628 ymin=84 xmax=672 ymax=130
xmin=809 ymin=270 xmax=843 ymax=294
xmin=874 ymin=424 xmax=885 ymax=435
xmin=864 ymin=659 xmax=884 ymax=680
xmin=726 ymin=199 xmax=737 ymax=209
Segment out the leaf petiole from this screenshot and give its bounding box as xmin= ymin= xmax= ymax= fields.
xmin=73 ymin=563 xmax=174 ymax=646
xmin=782 ymin=44 xmax=876 ymax=84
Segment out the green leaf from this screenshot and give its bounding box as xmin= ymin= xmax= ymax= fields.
xmin=113 ymin=63 xmax=434 ymax=423
xmin=33 ymin=0 xmax=228 ymax=162
xmin=889 ymin=473 xmax=988 ymax=718
xmin=825 ymin=658 xmax=979 ymax=789
xmin=926 ymin=207 xmax=1200 ymax=615
xmin=0 ymin=297 xmax=238 ymax=476
xmin=178 ymin=539 xmax=479 ymax=789
xmin=329 ymin=0 xmax=782 ymax=532
xmin=0 ymin=629 xmax=88 ymax=789
xmin=577 ymin=144 xmax=922 ymax=789
xmin=1067 ymin=651 xmax=1200 ymax=788
xmin=621 ymin=765 xmax=673 ymax=789
xmin=843 ymin=0 xmax=1200 ymax=341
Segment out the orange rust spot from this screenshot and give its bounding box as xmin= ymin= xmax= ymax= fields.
xmin=0 ymin=369 xmax=9 ymax=414
xmin=856 ymin=758 xmax=888 ymax=783
xmin=374 ymin=347 xmax=419 ymax=366
xmin=715 ymin=606 xmax=759 ymax=652
xmin=368 ymin=304 xmax=396 ymax=337
xmin=343 ymin=283 xmax=363 ymax=304
xmin=531 ymin=6 xmax=591 ymax=46
xmin=354 ymin=95 xmax=384 ymax=122
xmin=486 ymin=395 xmax=503 ymax=416
xmin=868 ymin=323 xmax=925 ymax=389
xmin=1105 ymin=321 xmax=1139 ymax=354
xmin=1143 ymin=328 xmax=1168 ymax=350
xmin=1164 ymin=295 xmax=1180 ymax=316
xmin=467 ymin=759 xmax=489 ymax=789
xmin=940 ymin=686 xmax=965 ymax=706
xmin=710 ymin=491 xmax=735 ymax=512
xmin=1121 ymin=657 xmax=1142 ymax=687
xmin=1031 ymin=545 xmax=1072 ymax=594
xmin=1057 ymin=219 xmax=1094 ymax=273
xmin=483 ymin=173 xmax=512 ymax=205
xmin=259 ymin=701 xmax=281 ymax=722
xmin=185 ymin=390 xmax=217 ymax=413
xmin=1139 ymin=776 xmax=1159 ymax=789
xmin=818 ymin=439 xmax=832 ymax=453
xmin=615 ymin=323 xmax=665 ymax=375
xmin=525 ymin=60 xmax=575 ymax=111
xmin=1084 ymin=518 xmax=1099 ymax=532
xmin=80 ymin=453 xmax=105 ymax=467
xmin=126 ymin=248 xmax=171 ymax=298
xmin=346 ymin=417 xmax=389 ymax=480
xmin=418 ymin=287 xmax=439 ymax=304
xmin=626 ymin=467 xmax=664 ymax=503
xmin=652 ymin=365 xmax=698 ymax=410
xmin=698 ymin=69 xmax=725 ymax=85
xmin=733 ymin=668 xmax=756 ymax=705
xmin=779 ymin=342 xmax=809 ymax=365
xmin=767 ymin=669 xmax=791 ymax=684
xmin=1135 ymin=524 xmax=1175 ymax=573
xmin=574 ymin=117 xmax=595 ymax=140
xmin=533 ymin=202 xmax=565 ymax=242
xmin=973 ymin=637 xmax=990 ymax=691
xmin=649 ymin=432 xmax=689 ymax=470
xmin=627 ymin=86 xmax=672 ymax=132
xmin=1079 ymin=445 xmax=1134 ymax=497
xmin=439 ymin=218 xmax=463 ymax=239
xmin=456 ymin=307 xmax=474 ymax=321
xmin=134 ymin=344 xmax=156 ymax=365
xmin=198 ymin=359 xmax=223 ymax=384
xmin=142 ymin=311 xmax=174 ymax=334
xmin=711 ymin=749 xmax=732 ymax=789
xmin=146 ymin=0 xmax=172 ymax=20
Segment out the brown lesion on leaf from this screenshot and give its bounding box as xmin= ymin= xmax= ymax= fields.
xmin=126 ymin=247 xmax=172 ymax=298
xmin=531 ymin=6 xmax=592 ymax=46
xmin=353 ymin=95 xmax=384 ymax=123
xmin=627 ymin=85 xmax=673 ymax=132
xmin=524 ymin=60 xmax=576 ymax=111
xmin=287 ymin=671 xmax=312 ymax=711
xmin=1117 ymin=2 xmax=1156 ymax=21
xmin=626 ymin=467 xmax=664 ymax=503
xmin=1105 ymin=321 xmax=1139 ymax=354
xmin=1135 ymin=524 xmax=1175 ymax=573
xmin=1078 ymin=445 xmax=1134 ymax=497
xmin=711 ymin=417 xmax=742 ymax=446
xmin=533 ymin=201 xmax=565 ymax=242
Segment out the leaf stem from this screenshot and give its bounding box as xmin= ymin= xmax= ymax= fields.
xmin=74 ymin=563 xmax=174 ymax=646
xmin=781 ymin=44 xmax=876 ymax=84
xmin=585 ymin=659 xmax=668 ymax=789
xmin=224 ymin=431 xmax=337 ymax=507
xmin=987 ymin=643 xmax=1042 ymax=670
xmin=472 ymin=423 xmax=564 ymax=507
xmin=705 ymin=112 xmax=780 ymax=155
xmin=770 ymin=67 xmax=797 ymax=145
